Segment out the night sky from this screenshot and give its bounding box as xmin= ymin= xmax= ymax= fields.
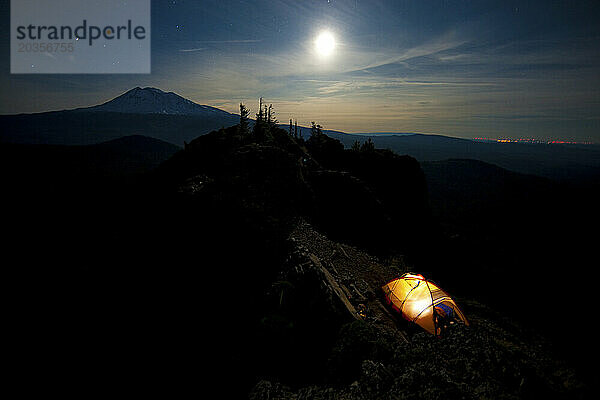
xmin=1 ymin=0 xmax=599 ymax=142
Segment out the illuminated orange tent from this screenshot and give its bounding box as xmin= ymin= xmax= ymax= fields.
xmin=382 ymin=273 xmax=469 ymax=336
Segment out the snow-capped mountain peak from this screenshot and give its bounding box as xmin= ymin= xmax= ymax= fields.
xmin=84 ymin=87 xmax=233 ymax=116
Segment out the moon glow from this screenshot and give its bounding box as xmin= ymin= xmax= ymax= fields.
xmin=315 ymin=31 xmax=335 ymax=56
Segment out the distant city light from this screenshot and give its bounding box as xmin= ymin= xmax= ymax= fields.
xmin=472 ymin=137 xmax=594 ymax=145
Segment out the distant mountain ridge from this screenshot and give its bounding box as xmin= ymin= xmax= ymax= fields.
xmin=2 ymin=87 xmax=598 ymax=182
xmin=0 ymin=87 xmax=239 ymax=146
xmin=328 ymin=132 xmax=600 ymax=182
xmin=80 ymin=87 xmax=234 ymax=117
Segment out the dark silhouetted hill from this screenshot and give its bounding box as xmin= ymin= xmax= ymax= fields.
xmin=155 ymin=124 xmax=430 ymax=256
xmin=0 ymin=110 xmax=238 ymax=146
xmin=329 ymin=132 xmax=600 ymax=183
xmin=1 ymin=135 xmax=180 ymax=179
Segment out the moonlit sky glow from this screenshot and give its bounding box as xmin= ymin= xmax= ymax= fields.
xmin=1 ymin=0 xmax=600 ymax=142
xmin=315 ymin=31 xmax=335 ymax=57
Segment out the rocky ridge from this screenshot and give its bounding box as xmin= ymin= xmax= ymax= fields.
xmin=248 ymin=221 xmax=585 ymax=399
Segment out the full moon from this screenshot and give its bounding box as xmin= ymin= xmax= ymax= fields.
xmin=315 ymin=31 xmax=335 ymax=56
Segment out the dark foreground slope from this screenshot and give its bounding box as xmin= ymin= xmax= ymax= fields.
xmin=249 ymin=221 xmax=583 ymax=399
xmin=421 ymin=159 xmax=599 ymax=386
xmin=4 ymin=125 xmax=590 ymax=398
xmin=0 ymin=135 xmax=180 ymax=177
xmin=5 ymin=124 xmax=428 ymax=394
xmin=2 ymin=135 xmax=179 ymax=266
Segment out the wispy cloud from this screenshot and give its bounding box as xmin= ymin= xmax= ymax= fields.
xmin=341 ymin=32 xmax=468 ymax=73
xmin=314 ymin=78 xmax=498 ymax=96
xmin=179 ymin=47 xmax=207 ymax=52
xmin=178 ymin=39 xmax=262 ymax=53
xmin=190 ymin=39 xmax=262 ymax=44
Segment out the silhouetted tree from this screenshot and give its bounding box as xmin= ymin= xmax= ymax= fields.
xmin=252 ymin=98 xmax=277 ymax=143
xmin=351 ymin=140 xmax=361 ymax=152
xmin=311 ymin=121 xmax=323 ymax=137
xmin=361 ymin=138 xmax=375 ymax=152
xmin=267 ymin=103 xmax=277 ymax=128
xmin=253 ymin=97 xmax=265 ymax=140
xmin=257 ymin=97 xmax=264 ymax=122
xmin=305 ymin=121 xmax=344 ymax=167
xmin=239 ymin=102 xmax=250 ymax=136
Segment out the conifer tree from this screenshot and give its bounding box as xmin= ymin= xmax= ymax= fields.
xmin=267 ymin=104 xmax=277 ymax=128
xmin=310 ymin=121 xmax=323 ymax=137
xmin=253 ymin=97 xmax=264 ymax=138
xmin=361 ymin=137 xmax=375 ymax=152
xmin=239 ymin=102 xmax=250 ymax=136
xmin=254 ymin=97 xmax=263 ymax=126
xmin=252 ymin=98 xmax=277 ymax=142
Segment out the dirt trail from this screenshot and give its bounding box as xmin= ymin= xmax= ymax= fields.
xmin=289 ymin=219 xmax=409 ymax=342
